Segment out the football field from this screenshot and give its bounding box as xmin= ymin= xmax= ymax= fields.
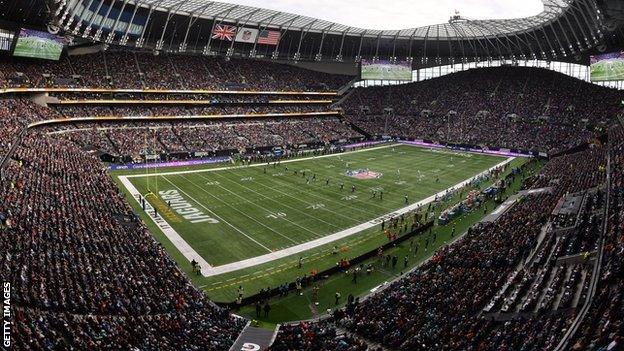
xmin=117 ymin=144 xmax=509 ymax=284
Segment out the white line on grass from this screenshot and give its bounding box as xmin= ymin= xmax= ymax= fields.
xmin=207 ymin=169 xmax=361 ymax=226
xmin=198 ymin=156 xmax=514 ymax=277
xmin=118 ymin=176 xmax=214 ymax=273
xmin=123 ymin=143 xmax=401 ymax=179
xmin=160 ymin=175 xmax=274 ymax=252
xmin=198 ymin=171 xmax=342 ymax=234
xmin=175 ymin=174 xmax=300 ymax=246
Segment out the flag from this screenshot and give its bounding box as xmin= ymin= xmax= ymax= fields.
xmin=235 ymin=27 xmax=258 ymax=43
xmin=257 ymin=30 xmax=280 ymax=46
xmin=212 ymin=24 xmax=236 ymax=41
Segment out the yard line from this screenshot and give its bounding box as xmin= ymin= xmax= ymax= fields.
xmin=174 ymin=173 xmax=300 ymax=246
xmin=251 ymin=170 xmax=380 ymax=218
xmin=197 ymin=171 xmax=331 ymax=238
xmin=160 ymin=175 xmax=273 ymax=252
xmin=200 ymin=172 xmax=340 ymax=237
xmin=270 ymin=148 xmax=458 ymax=215
xmin=212 ymin=169 xmax=366 ymax=224
xmin=260 ymin=151 xmax=451 ymax=213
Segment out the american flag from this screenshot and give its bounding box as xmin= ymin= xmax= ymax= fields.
xmin=212 ymin=24 xmax=236 ymax=41
xmin=257 ymin=30 xmax=280 ymax=46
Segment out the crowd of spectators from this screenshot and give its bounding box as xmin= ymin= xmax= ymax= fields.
xmin=269 ymin=130 xmax=614 ymax=349
xmin=53 ymin=104 xmax=333 ymax=118
xmin=0 ymin=128 xmax=245 ymax=349
xmin=48 ymin=117 xmax=362 ymax=157
xmin=339 ymin=193 xmax=556 ymax=350
xmin=342 ymin=66 xmax=621 ymax=154
xmin=0 ymin=98 xmax=59 ymax=160
xmin=50 ymin=91 xmax=327 ymax=102
xmin=0 ymin=51 xmax=353 ymax=91
xmin=269 ymin=320 xmax=371 ymax=351
xmin=567 ymin=124 xmax=624 ymax=350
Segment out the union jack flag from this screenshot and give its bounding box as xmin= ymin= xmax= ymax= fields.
xmin=212 ymin=24 xmax=236 ymax=41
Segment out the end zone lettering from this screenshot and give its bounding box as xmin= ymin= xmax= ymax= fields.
xmin=159 ymin=190 xmax=219 ymax=224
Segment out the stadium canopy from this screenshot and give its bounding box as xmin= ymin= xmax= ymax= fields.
xmin=125 ymin=0 xmax=574 ymax=39
xmin=50 ymin=0 xmax=614 ymax=64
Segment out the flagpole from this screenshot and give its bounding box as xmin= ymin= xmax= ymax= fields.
xmin=253 ymin=16 xmax=277 ymax=54
xmin=205 ymin=19 xmax=217 ymax=54
xmin=229 ymin=20 xmax=242 ymax=52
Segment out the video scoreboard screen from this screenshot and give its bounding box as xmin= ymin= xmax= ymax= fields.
xmin=361 ymin=60 xmax=413 ymax=81
xmin=590 ymin=51 xmax=624 ymax=82
xmin=13 ymin=28 xmax=64 ymax=61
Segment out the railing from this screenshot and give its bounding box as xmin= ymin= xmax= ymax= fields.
xmin=27 ymin=111 xmax=342 ymax=128
xmin=553 ymin=147 xmax=611 ymax=350
xmin=0 ymin=87 xmax=338 ymax=96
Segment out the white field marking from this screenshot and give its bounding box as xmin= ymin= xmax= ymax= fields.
xmin=196 ymin=156 xmax=514 ymax=277
xmin=196 ymin=172 xmax=324 ymax=240
xmin=202 ymin=170 xmax=342 ymax=233
xmin=256 ymin=154 xmax=446 ymax=215
xmin=176 ymin=173 xmax=300 ymax=245
xmin=118 ymin=176 xmax=214 ymax=273
xmin=160 ymin=175 xmax=274 ymax=252
xmin=123 ymin=143 xmax=401 ymax=179
xmin=255 ymin=173 xmax=378 ymax=217
xmin=221 ymin=168 xmax=369 ymax=222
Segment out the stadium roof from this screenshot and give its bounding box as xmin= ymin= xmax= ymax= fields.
xmin=127 ymin=0 xmax=572 ymax=39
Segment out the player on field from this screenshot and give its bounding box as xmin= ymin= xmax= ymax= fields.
xmin=312 ymin=284 xmax=320 ymax=305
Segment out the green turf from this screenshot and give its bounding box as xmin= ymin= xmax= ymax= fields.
xmin=237 ymin=158 xmax=542 ymax=323
xmin=112 ymin=144 xmax=518 ymax=303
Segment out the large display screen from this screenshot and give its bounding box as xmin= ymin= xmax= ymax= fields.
xmin=361 ymin=60 xmax=412 ymax=81
xmin=0 ymin=28 xmax=15 ymax=51
xmin=13 ymin=28 xmax=64 ymax=60
xmin=590 ymin=51 xmax=624 ymax=82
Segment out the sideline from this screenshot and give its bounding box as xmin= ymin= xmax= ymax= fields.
xmin=123 ymin=143 xmax=401 ymax=178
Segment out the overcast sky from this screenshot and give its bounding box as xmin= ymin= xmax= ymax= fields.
xmin=220 ymin=0 xmax=544 ymax=30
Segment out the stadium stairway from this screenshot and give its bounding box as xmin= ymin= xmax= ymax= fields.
xmin=0 ymin=126 xmax=27 ymax=169
xmin=230 ymin=322 xmax=279 ymax=351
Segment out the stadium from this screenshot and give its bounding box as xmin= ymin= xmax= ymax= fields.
xmin=1 ymin=0 xmax=624 ymax=350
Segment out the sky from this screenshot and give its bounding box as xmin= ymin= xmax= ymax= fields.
xmin=219 ymin=0 xmax=545 ymax=30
